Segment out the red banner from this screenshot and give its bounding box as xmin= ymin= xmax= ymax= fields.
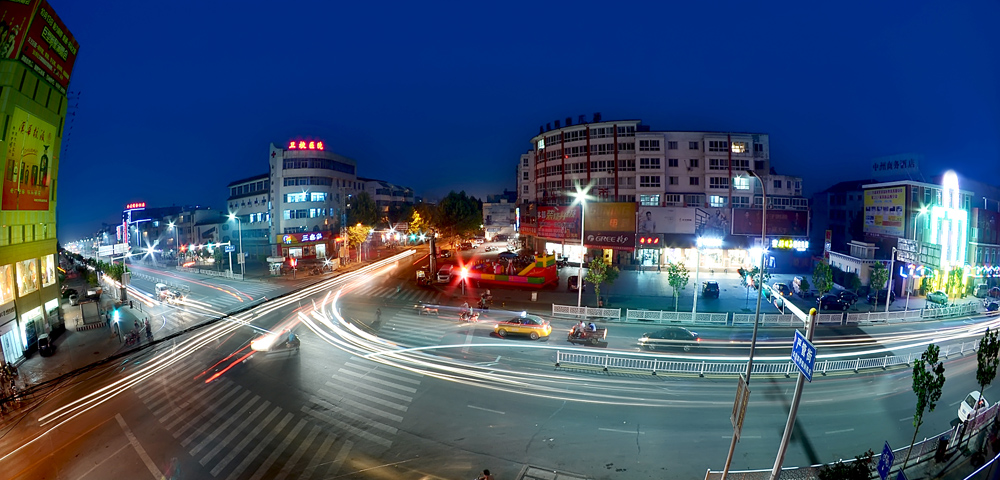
xmin=537 ymin=206 xmax=580 ymax=240
xmin=0 ymin=0 xmax=37 ymax=60
xmin=732 ymin=209 xmax=809 ymax=237
xmin=17 ymin=0 xmax=79 ymax=93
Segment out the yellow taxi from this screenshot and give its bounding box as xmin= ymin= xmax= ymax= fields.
xmin=494 ymin=313 xmax=552 ymax=340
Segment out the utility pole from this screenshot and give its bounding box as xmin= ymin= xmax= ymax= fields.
xmin=768 ymin=308 xmax=818 ymax=480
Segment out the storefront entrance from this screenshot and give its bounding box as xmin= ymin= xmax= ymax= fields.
xmin=637 ymin=249 xmax=660 ymax=267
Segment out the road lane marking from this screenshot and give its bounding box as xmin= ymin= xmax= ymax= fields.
xmin=468 ymin=405 xmax=505 ymax=415
xmin=900 ymin=417 xmax=913 ymax=422
xmin=825 ymin=428 xmax=855 ymax=435
xmin=327 ymin=439 xmax=354 ymax=477
xmin=599 ymin=428 xmax=645 ymax=434
xmin=950 ymin=400 xmax=962 ymax=406
xmin=272 ymin=425 xmax=321 ymax=480
xmin=721 ymin=435 xmax=760 ymax=439
xmin=116 ymin=414 xmax=162 ymax=479
xmin=246 ymin=418 xmax=307 ymax=480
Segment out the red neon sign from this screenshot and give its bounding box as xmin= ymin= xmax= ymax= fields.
xmin=125 ymin=202 xmax=146 ymax=210
xmin=287 ymin=140 xmax=325 ymax=151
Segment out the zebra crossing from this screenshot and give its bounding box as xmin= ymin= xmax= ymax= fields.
xmin=132 ymin=356 xmax=371 ymax=479
xmin=188 ymin=282 xmax=281 ymax=312
xmin=301 ymin=357 xmax=423 ymax=450
xmin=347 ymin=283 xmax=443 ymax=304
xmin=375 ymin=309 xmax=478 ymax=346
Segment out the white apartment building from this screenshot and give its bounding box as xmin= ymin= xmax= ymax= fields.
xmin=225 ymin=173 xmax=271 ymax=259
xmin=359 ymin=178 xmax=415 ymax=217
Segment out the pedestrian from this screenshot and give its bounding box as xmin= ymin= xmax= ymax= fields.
xmin=657 ymin=263 xmax=661 ymax=273
xmin=129 ymin=300 xmax=133 ymax=309
xmin=376 ymin=308 xmax=382 ymax=322
xmin=477 ymin=469 xmax=494 ymax=480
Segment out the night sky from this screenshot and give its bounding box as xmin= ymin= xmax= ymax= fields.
xmin=51 ymin=1 xmax=999 ymax=241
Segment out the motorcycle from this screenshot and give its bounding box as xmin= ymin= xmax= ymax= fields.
xmin=459 ymin=311 xmax=480 ymax=322
xmin=413 ymin=302 xmax=440 ymax=315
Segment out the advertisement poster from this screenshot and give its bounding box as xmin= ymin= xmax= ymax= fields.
xmin=637 ymin=206 xmax=731 ymax=237
xmin=3 ymin=107 xmax=55 ymax=211
xmin=864 ymin=186 xmax=906 ymax=237
xmin=0 ymin=0 xmax=36 ymax=60
xmin=585 ymin=202 xmax=636 ymax=248
xmin=732 ymin=209 xmax=809 ymax=236
xmin=18 ymin=0 xmax=78 ymax=93
xmin=537 ymin=206 xmax=580 ymax=240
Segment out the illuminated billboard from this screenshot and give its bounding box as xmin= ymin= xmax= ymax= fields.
xmin=864 ymin=186 xmax=906 ymax=237
xmin=2 ymin=0 xmax=80 ymax=94
xmin=585 ymin=202 xmax=637 ymax=248
xmin=637 ymin=206 xmax=731 ymax=237
xmin=2 ymin=107 xmax=56 ymax=211
xmin=731 ymin=209 xmax=808 ymax=236
xmin=537 ymin=206 xmax=580 ymax=240
xmin=0 ymin=0 xmax=35 ymax=60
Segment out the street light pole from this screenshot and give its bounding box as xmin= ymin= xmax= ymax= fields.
xmin=571 ymin=186 xmax=590 ymax=311
xmin=769 ymin=308 xmax=818 ymax=480
xmin=722 ymin=170 xmax=767 ymax=480
xmin=228 ymin=213 xmax=244 ymax=278
xmin=692 ymin=240 xmax=701 ymax=319
xmin=886 ymin=246 xmax=896 ymax=313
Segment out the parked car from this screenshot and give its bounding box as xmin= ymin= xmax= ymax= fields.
xmin=68 ymin=293 xmax=79 ymax=306
xmin=568 ymin=276 xmax=586 ymax=292
xmin=772 ymin=282 xmax=791 ymax=298
xmin=818 ymin=294 xmax=848 ymax=311
xmin=926 ymin=290 xmax=949 ymax=305
xmin=702 ymin=281 xmax=720 ymax=299
xmin=836 ymin=291 xmax=859 ymax=305
xmin=867 ymin=289 xmax=896 ymax=304
xmin=637 ymin=327 xmax=702 ymax=352
xmin=37 ymin=333 xmax=55 ymax=356
xmin=985 ymin=301 xmax=999 ymax=312
xmin=959 ymin=391 xmax=989 ymax=422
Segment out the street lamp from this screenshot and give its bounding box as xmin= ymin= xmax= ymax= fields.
xmin=721 ymin=169 xmax=767 ymax=480
xmin=886 ymin=246 xmax=896 ymax=313
xmin=228 ymin=213 xmax=244 ymax=278
xmin=168 ymin=221 xmax=179 ymax=265
xmin=570 ymin=185 xmax=592 ymax=310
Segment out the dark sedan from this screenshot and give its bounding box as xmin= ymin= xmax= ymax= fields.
xmin=818 ymin=294 xmax=848 ymax=311
xmin=637 ymin=327 xmax=702 ymax=352
xmin=836 ymin=291 xmax=859 ymax=305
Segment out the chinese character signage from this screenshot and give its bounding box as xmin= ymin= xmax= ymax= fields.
xmin=864 ymin=186 xmax=906 ymax=237
xmin=731 ymin=209 xmax=809 ymax=236
xmin=790 ymin=329 xmax=816 ymax=382
xmin=287 ymin=140 xmax=325 ymax=151
xmin=125 ymin=202 xmax=146 ymax=210
xmin=585 ymin=202 xmax=636 ymax=248
xmin=3 ymin=107 xmax=56 ymax=211
xmin=537 ymin=206 xmax=580 ymax=240
xmin=277 ymin=232 xmax=326 ymax=244
xmin=1 ymin=0 xmax=80 ymax=94
xmin=871 ymin=153 xmax=921 ymax=179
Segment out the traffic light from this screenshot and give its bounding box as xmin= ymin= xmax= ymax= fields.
xmin=636 ymin=234 xmax=662 ymax=247
xmin=290 ymin=258 xmax=298 ymax=269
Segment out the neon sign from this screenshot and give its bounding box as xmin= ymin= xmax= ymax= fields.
xmin=771 ymin=238 xmax=809 ymax=251
xmin=287 ymin=140 xmax=325 ymax=151
xmin=124 ymin=202 xmax=146 ymax=210
xmin=280 ymin=232 xmax=325 ymax=245
xmin=929 ymin=171 xmax=967 ymax=270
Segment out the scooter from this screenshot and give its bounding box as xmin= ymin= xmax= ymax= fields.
xmin=459 ymin=311 xmax=480 ymax=322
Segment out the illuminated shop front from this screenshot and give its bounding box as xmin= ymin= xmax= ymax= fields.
xmin=0 ymin=302 xmax=19 ymax=366
xmin=277 ymin=232 xmax=330 ymax=259
xmin=544 ymin=242 xmax=586 ymax=264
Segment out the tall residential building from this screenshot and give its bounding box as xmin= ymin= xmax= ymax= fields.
xmin=0 ymin=0 xmax=78 ymax=365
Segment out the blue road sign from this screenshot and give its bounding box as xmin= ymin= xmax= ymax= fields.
xmin=877 ymin=441 xmax=894 ymax=480
xmin=225 ymin=245 xmax=236 ymax=252
xmin=791 ymin=329 xmax=816 ymax=382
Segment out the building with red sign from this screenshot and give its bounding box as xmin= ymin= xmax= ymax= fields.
xmin=0 ymin=0 xmax=78 ymax=366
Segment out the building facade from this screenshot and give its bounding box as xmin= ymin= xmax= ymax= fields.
xmin=0 ymin=0 xmax=77 ymax=365
xmin=225 ymin=174 xmax=270 ymax=260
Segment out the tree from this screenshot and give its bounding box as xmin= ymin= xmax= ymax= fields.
xmin=869 ymin=262 xmax=889 ymax=292
xmin=665 ymin=262 xmax=690 ymax=311
xmin=848 ymin=273 xmax=862 ymax=293
xmin=213 ymin=248 xmax=224 ymax=271
xmin=434 ymin=191 xmax=483 ymax=245
xmin=813 ymin=261 xmax=834 ymax=295
xmin=346 ymin=223 xmax=370 ymax=263
xmin=816 ymin=449 xmax=874 ymax=480
xmin=739 ymin=266 xmax=771 ymax=292
xmin=347 ymin=192 xmax=379 ymax=227
xmin=388 ymin=203 xmax=415 ymax=226
xmin=584 ymin=258 xmax=619 ymax=306
xmin=798 ymin=277 xmax=810 ymax=293
xmin=968 ymin=328 xmax=1000 ymax=449
xmin=408 ymin=210 xmax=430 ymax=235
xmin=904 ymin=344 xmax=946 ymax=468
xmin=945 ymin=266 xmax=963 ymax=298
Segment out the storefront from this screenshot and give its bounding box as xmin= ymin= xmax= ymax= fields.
xmin=0 ymin=301 xmax=20 ymax=366
xmin=276 ymin=232 xmax=331 ymax=260
xmin=544 ymin=242 xmax=586 ymax=264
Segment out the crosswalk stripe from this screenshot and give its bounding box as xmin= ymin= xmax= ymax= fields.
xmin=302 ymin=405 xmax=393 ymax=448
xmin=308 ymin=395 xmax=398 ymax=433
xmin=316 ymin=389 xmax=403 ymax=422
xmin=271 ymin=426 xmax=321 ymax=480
xmin=327 ymin=378 xmax=413 ymax=403
xmin=156 ymin=379 xmax=227 ymax=422
xmin=180 ymin=389 xmax=253 ymax=447
xmin=209 ymin=405 xmax=283 ymax=476
xmin=223 ymin=411 xmax=294 ymax=480
xmin=337 ymin=369 xmax=418 ymax=393
xmin=246 ymin=418 xmax=307 ymax=480
xmin=300 ymin=431 xmax=336 ymax=479
xmin=343 ymin=363 xmax=423 ymax=385
xmin=134 ymin=360 xmax=202 ymax=399
xmin=168 ymin=382 xmax=244 ymax=433
xmin=325 ymin=439 xmax=354 ymax=477
xmin=196 ymin=398 xmax=269 ymax=463
xmin=163 ymin=380 xmax=238 ymax=431
xmin=321 ymin=386 xmax=408 ymax=412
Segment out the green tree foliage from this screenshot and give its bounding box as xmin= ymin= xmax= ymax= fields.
xmin=848 ymin=273 xmax=862 ymax=293
xmin=739 ymin=266 xmax=771 ymax=292
xmin=798 ymin=277 xmax=810 ymax=293
xmin=408 ymin=210 xmax=430 ymax=235
xmin=584 ymin=258 xmax=619 ymax=306
xmin=816 ymin=450 xmax=874 ymax=480
xmin=666 ymin=262 xmax=690 ymax=311
xmin=434 ymin=191 xmax=483 ymax=244
xmin=346 ymin=223 xmax=371 ymax=262
xmin=945 ymin=266 xmax=963 ymax=298
xmin=347 ymin=192 xmax=379 ymax=227
xmin=904 ymin=344 xmax=946 ymax=468
xmin=869 ymin=262 xmax=889 ymax=291
xmin=812 ymin=261 xmax=834 ymax=295
xmin=213 ymin=248 xmax=225 ymax=271
xmin=973 ymin=328 xmax=1000 ymax=440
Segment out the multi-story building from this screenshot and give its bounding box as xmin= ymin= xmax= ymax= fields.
xmin=810 ymin=180 xmax=872 ymax=254
xmin=516 ymin=114 xmax=810 ymax=272
xmin=359 ymin=178 xmax=415 ymax=219
xmin=483 ymin=190 xmax=518 ymax=241
xmin=225 ymin=174 xmax=271 ymax=260
xmin=0 ymin=1 xmax=78 ymax=365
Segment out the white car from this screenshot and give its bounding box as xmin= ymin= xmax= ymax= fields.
xmin=958 ymin=391 xmax=989 ymax=422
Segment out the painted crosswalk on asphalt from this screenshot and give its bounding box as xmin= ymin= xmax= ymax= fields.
xmin=345 ymin=283 xmax=443 ymax=304
xmin=132 ymin=357 xmax=353 ymax=479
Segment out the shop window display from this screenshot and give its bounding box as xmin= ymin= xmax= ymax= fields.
xmin=40 ymin=254 xmax=56 ymax=287
xmin=0 ymin=265 xmax=13 ymax=304
xmin=16 ymin=258 xmax=39 ymax=297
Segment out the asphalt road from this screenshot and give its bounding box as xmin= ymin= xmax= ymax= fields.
xmin=0 ymin=250 xmax=992 ymax=480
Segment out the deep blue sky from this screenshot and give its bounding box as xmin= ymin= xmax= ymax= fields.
xmin=51 ymin=1 xmax=999 ymax=241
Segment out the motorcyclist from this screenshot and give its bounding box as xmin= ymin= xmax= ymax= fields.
xmin=574 ymin=320 xmax=586 ymax=338
xmin=588 ymin=322 xmax=597 ymax=332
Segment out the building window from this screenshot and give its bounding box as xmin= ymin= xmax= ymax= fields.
xmin=638 ymin=140 xmax=660 ymax=152
xmin=754 ymin=143 xmax=764 ymax=153
xmin=731 ymin=141 xmax=747 ymax=153
xmin=689 ymin=159 xmax=699 ymax=168
xmin=690 ymin=177 xmax=700 ymax=186
xmin=522 ymin=171 xmax=529 ymax=180
xmin=709 ymin=177 xmax=729 ymax=189
xmin=310 ymin=192 xmax=327 ymax=202
xmin=685 ymin=195 xmax=703 ymax=207
xmin=773 ymin=180 xmax=782 ymax=189
xmin=664 ymin=194 xmax=682 ymax=205
xmin=689 ymin=141 xmax=699 ymax=150
xmin=733 ymin=176 xmax=750 ymax=190
xmin=667 ymin=141 xmax=678 ymax=150
xmin=669 ymin=176 xmax=679 ymax=185
xmin=668 ymin=158 xmax=679 ymax=167
xmin=523 ymin=185 xmax=528 ymax=193
xmin=708 ymin=140 xmax=729 ymax=152
xmin=286 ymin=192 xmax=307 ymax=203
xmin=639 ymin=158 xmax=661 ymax=169
xmin=709 ymin=195 xmax=727 ymax=207
xmin=639 ymin=176 xmax=661 ymax=188
xmin=639 ymin=194 xmax=660 ymax=206
xmin=732 ymin=196 xmax=750 ymax=208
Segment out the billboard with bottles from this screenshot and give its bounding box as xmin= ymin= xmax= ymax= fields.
xmin=3 ymin=107 xmax=55 ymax=211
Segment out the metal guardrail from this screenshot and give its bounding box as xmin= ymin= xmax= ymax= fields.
xmin=621 ymin=310 xmax=727 ymax=325
xmin=551 ymin=304 xmax=621 ymax=320
xmin=732 ymin=313 xmax=800 ymax=327
xmin=921 ymin=301 xmax=979 ymax=319
xmin=555 ymin=339 xmax=980 ymax=377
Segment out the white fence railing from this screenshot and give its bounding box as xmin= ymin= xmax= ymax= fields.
xmin=846 ymin=309 xmax=923 ymax=325
xmin=551 ymin=304 xmax=621 ymax=320
xmin=732 ymin=313 xmax=801 ymax=327
xmin=555 ymin=339 xmax=980 ymax=377
xmin=622 ymin=310 xmax=727 ymax=325
xmin=921 ymin=301 xmax=979 ymax=319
